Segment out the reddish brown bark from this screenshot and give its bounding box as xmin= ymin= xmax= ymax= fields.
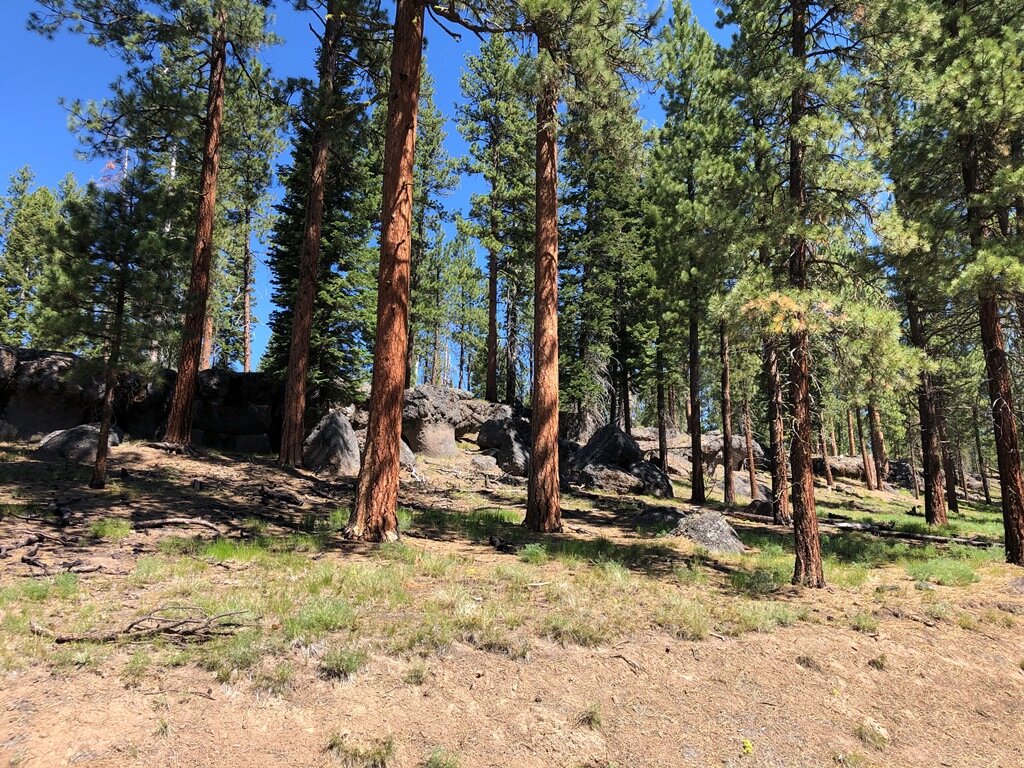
xmin=278 ymin=2 xmax=343 ymax=467
xmin=348 ymin=0 xmax=424 ymax=542
xmin=908 ymin=437 xmax=921 ymax=500
xmin=164 ymin=11 xmax=228 ymax=446
xmin=504 ymin=294 xmax=518 ymax=404
xmin=787 ymin=0 xmax=823 ymax=587
xmin=847 ymin=409 xmax=857 ymax=456
xmin=720 ymin=321 xmax=735 ymax=505
xmin=200 ymin=312 xmax=214 ymax=370
xmin=742 ymin=398 xmax=759 ymax=501
xmin=980 ymin=293 xmax=1024 ymax=563
xmin=935 ymin=403 xmax=960 ymax=514
xmin=525 ymin=67 xmax=561 ymax=534
xmin=907 ymin=295 xmax=947 ymax=525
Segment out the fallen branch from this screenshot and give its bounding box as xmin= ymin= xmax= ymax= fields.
xmin=830 ymin=521 xmax=998 ymax=548
xmin=30 ymin=606 xmax=251 ymax=644
xmin=145 ymin=442 xmax=193 ymax=455
xmin=133 ymin=517 xmax=225 ymax=535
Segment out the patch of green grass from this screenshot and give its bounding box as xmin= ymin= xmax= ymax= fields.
xmin=424 ymin=748 xmax=460 ymax=768
xmin=729 ymin=565 xmax=788 ymax=597
xmin=518 ymin=543 xmax=548 ymax=564
xmin=252 ymin=662 xmax=294 ymax=695
xmin=906 ymin=559 xmax=979 ymax=587
xmin=850 ymin=613 xmax=879 ymax=633
xmin=722 ymin=601 xmax=803 ymax=634
xmin=199 ymin=629 xmax=272 ymax=683
xmin=673 ymin=562 xmax=708 ymax=585
xmin=654 ymin=596 xmax=710 ymax=640
xmin=956 ymin=613 xmax=978 ymax=631
xmin=89 ymin=517 xmax=132 ymax=541
xmin=574 ymin=703 xmax=602 ymax=730
xmin=284 ymin=598 xmax=357 ymax=643
xmin=319 ymin=647 xmax=369 ymax=681
xmin=403 ymin=661 xmax=428 ymax=685
xmin=854 ymin=721 xmax=890 ymax=751
xmin=122 ymin=650 xmax=151 ymax=686
xmin=540 ymin=614 xmax=607 ymax=647
xmin=325 ymin=734 xmax=396 ymax=767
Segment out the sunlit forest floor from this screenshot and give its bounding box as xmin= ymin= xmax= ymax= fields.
xmin=1 ymin=439 xmax=1022 ymax=767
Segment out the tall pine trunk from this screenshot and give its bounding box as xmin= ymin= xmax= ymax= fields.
xmin=763 ymin=340 xmax=790 ymax=524
xmin=525 ymin=65 xmax=561 ymax=534
xmin=485 ymin=244 xmax=498 ymax=401
xmin=847 ymin=409 xmax=856 ymax=456
xmin=688 ymin=300 xmax=705 ymax=504
xmin=857 ymin=408 xmax=875 ymax=491
xmin=279 ymin=4 xmax=342 ymax=467
xmin=787 ymin=0 xmax=823 ymax=586
xmin=720 ymin=321 xmax=734 ymax=505
xmin=907 ymin=294 xmax=947 ymax=524
xmin=936 ymin=402 xmax=959 ymax=514
xmin=656 ymin=340 xmax=668 ymax=473
xmin=868 ymin=399 xmax=888 ymax=487
xmin=242 ymin=206 xmax=253 ymax=372
xmin=973 ymin=402 xmax=992 ymax=505
xmin=200 ymin=312 xmax=214 ymax=370
xmin=743 ymin=398 xmax=759 ymax=501
xmin=164 ymin=11 xmax=228 ymax=446
xmin=504 ymin=293 xmax=518 ymax=404
xmin=980 ymin=293 xmax=1024 ymax=563
xmin=348 ymin=0 xmax=424 ymax=542
xmin=90 ymin=242 xmax=129 ymax=490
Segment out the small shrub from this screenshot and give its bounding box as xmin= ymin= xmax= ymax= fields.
xmin=540 ymin=614 xmax=606 ymax=647
xmin=89 ymin=517 xmax=132 ymax=541
xmin=655 ymin=597 xmax=710 ymax=640
xmin=867 ymin=654 xmax=887 ymax=671
xmin=325 ymin=734 xmax=395 ymax=767
xmin=403 ymin=662 xmax=428 ymax=686
xmin=122 ymin=650 xmax=151 ymax=686
xmin=796 ymin=655 xmax=822 ymax=671
xmin=319 ymin=648 xmax=369 ymax=681
xmin=849 ymin=613 xmax=879 ymax=633
xmin=574 ymin=704 xmax=602 ymax=730
xmin=284 ymin=598 xmax=357 ymax=642
xmin=424 ymin=748 xmax=459 ymax=768
xmin=956 ymin=613 xmax=978 ymax=631
xmin=253 ymin=662 xmax=294 ymax=695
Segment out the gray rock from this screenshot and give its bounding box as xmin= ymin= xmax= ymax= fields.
xmin=713 ymin=471 xmax=771 ymax=501
xmin=354 ymin=427 xmax=417 ymax=470
xmin=303 ymin=411 xmax=361 ymax=478
xmin=476 ymin=417 xmax=531 ymax=476
xmin=37 ymin=423 xmax=121 ymax=463
xmin=401 ymin=386 xmax=468 ymax=457
xmin=471 ymin=455 xmax=499 ymax=473
xmin=669 ymin=510 xmax=746 ymax=554
xmin=571 ymin=424 xmax=643 ymax=472
xmin=628 ymin=460 xmax=674 ymax=498
xmin=456 ymin=399 xmax=513 ymax=437
xmin=702 ymin=430 xmax=765 ymax=471
xmin=578 ymin=464 xmax=644 ymax=494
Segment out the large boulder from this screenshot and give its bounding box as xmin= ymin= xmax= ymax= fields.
xmin=303 ymin=411 xmax=361 ymax=478
xmin=627 ymin=460 xmax=675 ymax=498
xmin=477 ymin=417 xmax=531 ymax=476
xmin=456 ymin=399 xmax=513 ymax=437
xmin=1 ymin=349 xmax=91 ymax=440
xmin=578 ymin=464 xmax=644 ymax=495
xmin=36 ymin=424 xmax=121 ymax=463
xmin=713 ymin=471 xmax=771 ymax=501
xmin=670 ymin=510 xmax=745 ymax=554
xmin=354 ymin=428 xmax=417 ymax=470
xmin=402 ymin=386 xmax=466 ymax=457
xmin=702 ymin=430 xmax=765 ymax=471
xmin=191 ymin=368 xmax=281 ymax=451
xmin=571 ymin=424 xmax=643 ymax=472
xmin=814 ymin=454 xmax=867 ymax=481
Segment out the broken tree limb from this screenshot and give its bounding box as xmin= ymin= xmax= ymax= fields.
xmin=30 ymin=606 xmax=251 ymax=644
xmin=132 ymin=517 xmax=226 ymax=535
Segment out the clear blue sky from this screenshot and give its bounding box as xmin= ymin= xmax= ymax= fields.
xmin=0 ymin=0 xmax=726 ymax=365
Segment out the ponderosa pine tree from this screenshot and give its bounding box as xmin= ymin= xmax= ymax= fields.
xmin=38 ymin=165 xmax=181 ymax=487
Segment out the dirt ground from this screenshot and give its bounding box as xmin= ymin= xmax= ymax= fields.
xmin=1 ymin=441 xmax=1023 ymax=768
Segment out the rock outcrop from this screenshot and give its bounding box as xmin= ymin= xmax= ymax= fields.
xmin=567 ymin=425 xmax=674 ymax=498
xmin=669 ymin=510 xmax=745 ymax=554
xmin=303 ymin=411 xmax=361 ymax=478
xmin=36 ymin=424 xmax=121 ymax=463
